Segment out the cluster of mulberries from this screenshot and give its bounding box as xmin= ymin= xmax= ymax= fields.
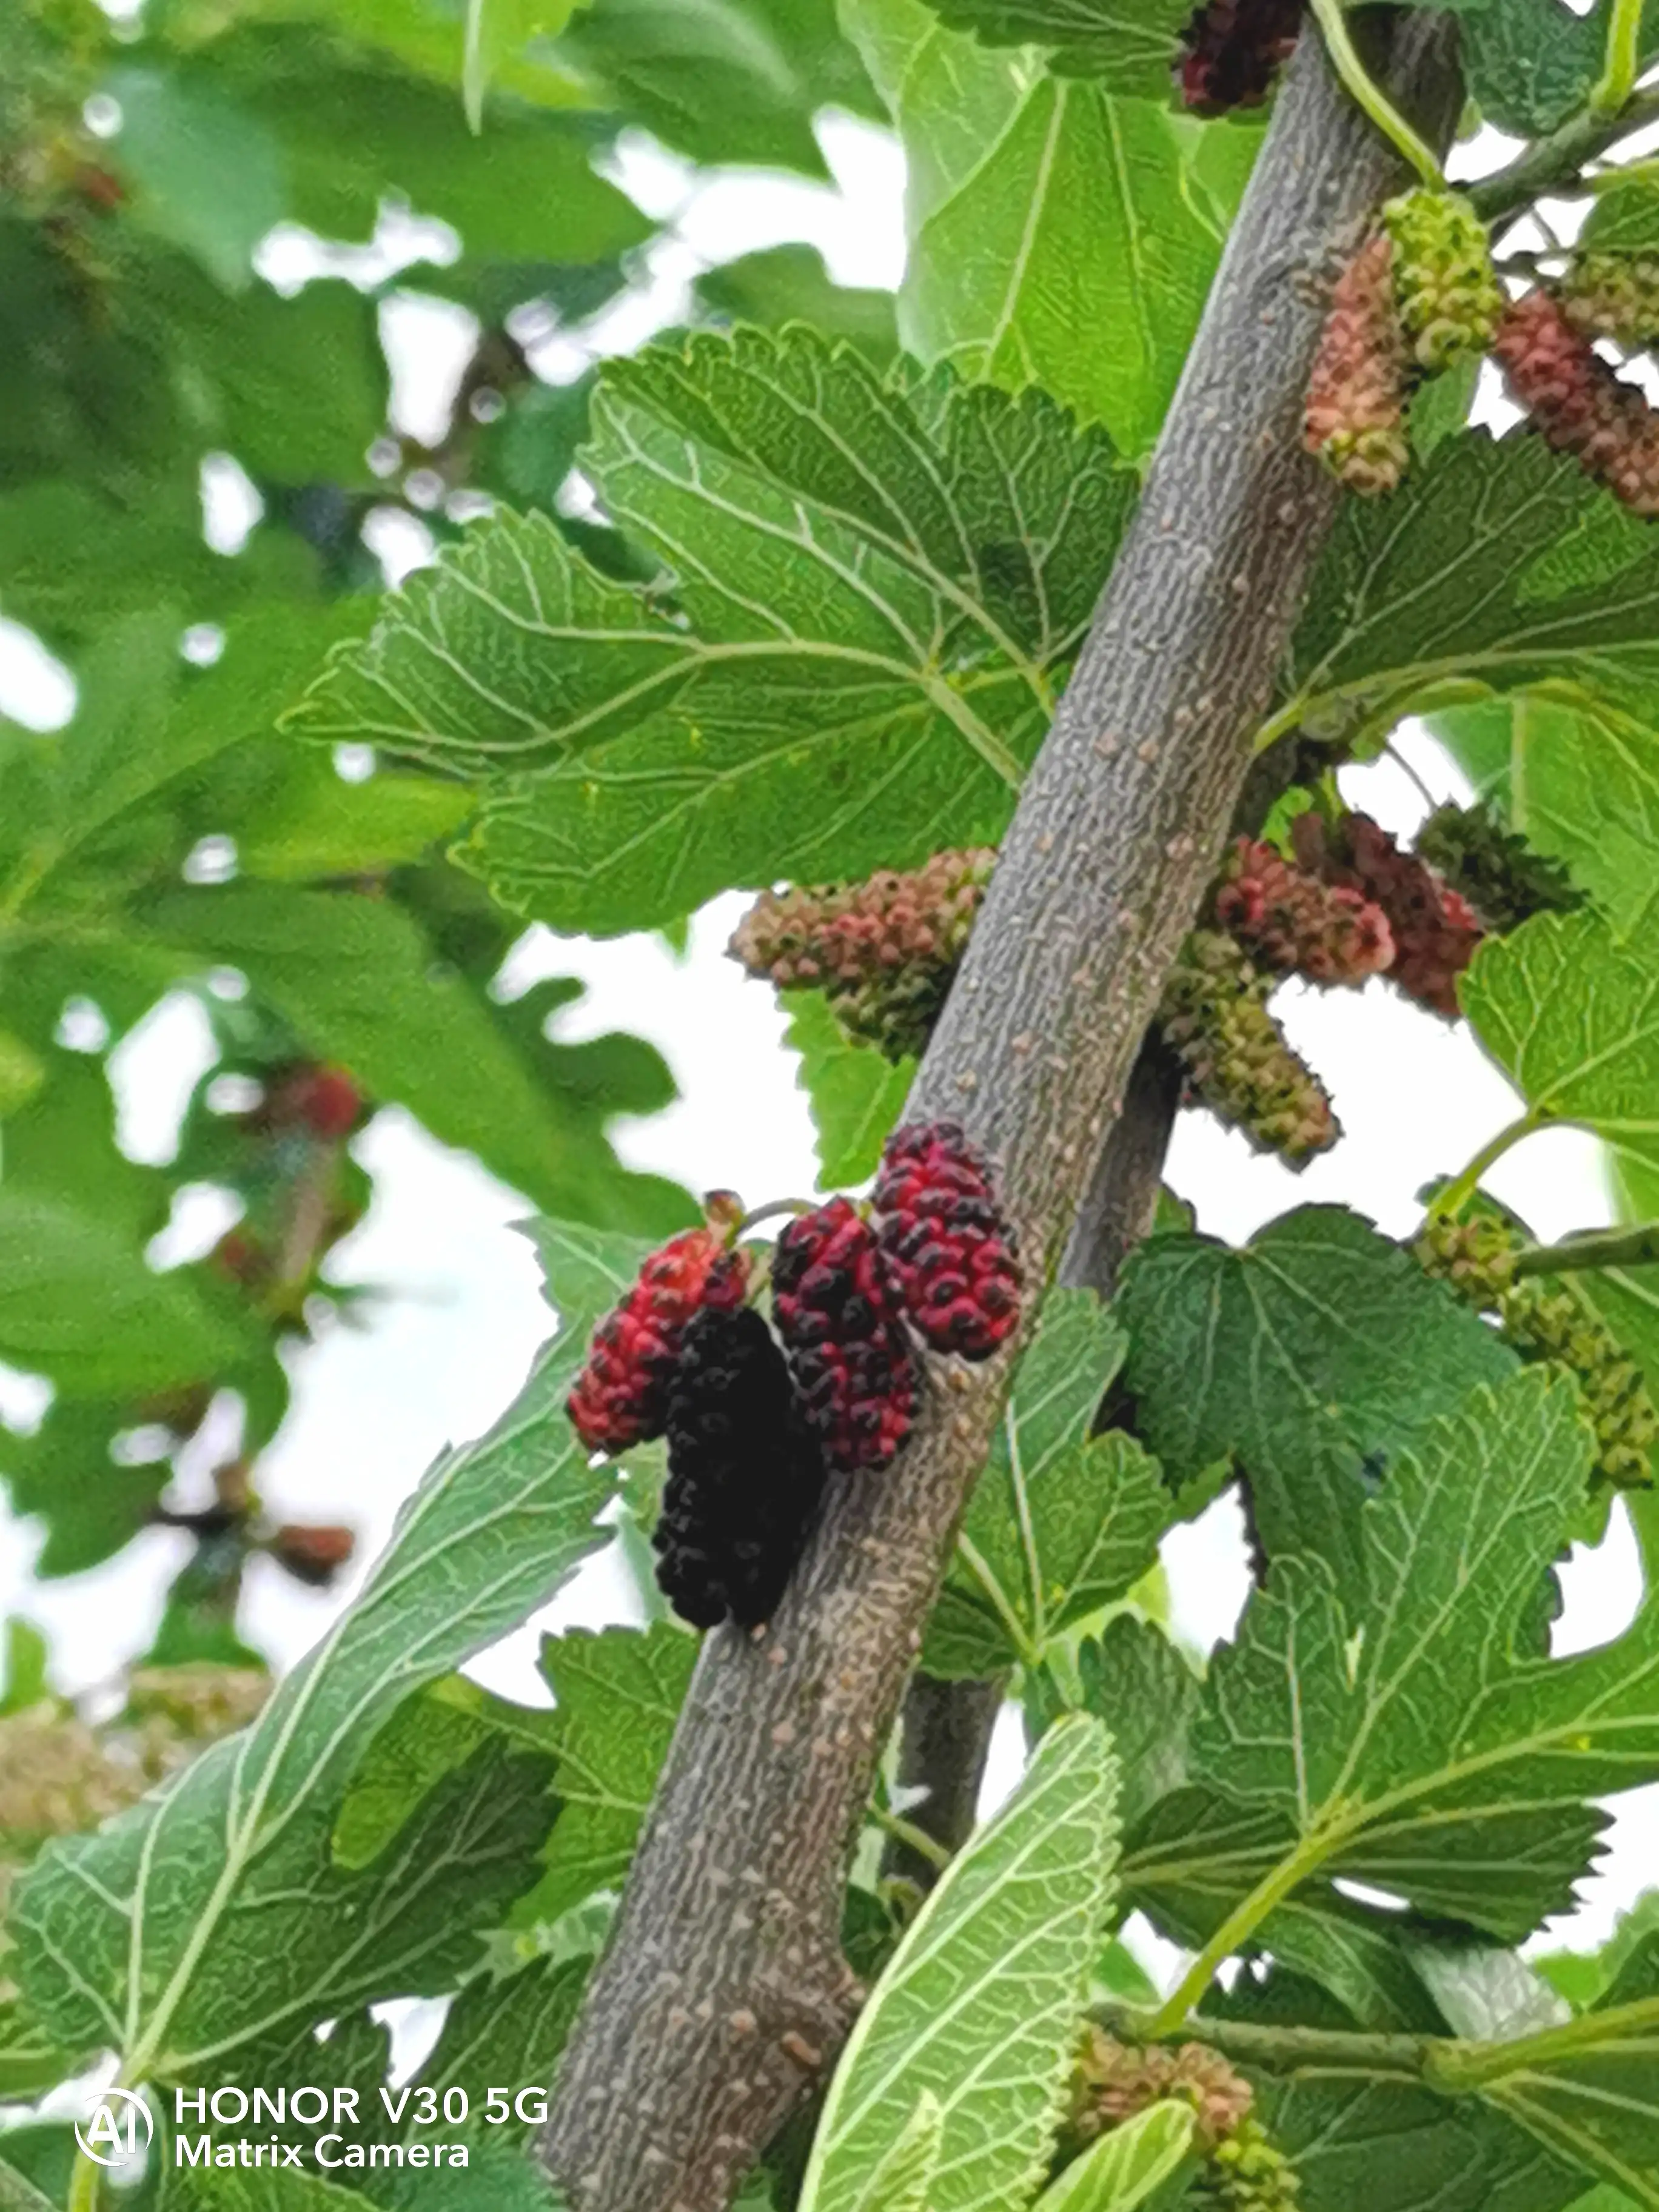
xmin=1065 ymin=2034 xmax=1299 ymax=2210
xmin=1177 ymin=0 xmax=1305 ymax=115
xmin=1493 ymin=287 xmax=1659 ymax=517
xmin=1418 ymin=1212 xmax=1657 ymax=1490
xmin=1304 ymin=235 xmax=1412 ymax=495
xmin=1563 ymin=249 xmax=1659 ymax=349
xmin=1291 ymin=810 xmax=1482 ymax=1017
xmin=1212 ymin=837 xmax=1395 ymax=983
xmin=566 ymin=1129 xmax=1022 ymax=1626
xmin=1157 ymin=930 xmax=1338 ymax=1166
xmin=654 ymin=1309 xmax=827 ymax=1630
xmin=773 ymin=1196 xmax=920 ymax=1474
xmin=567 ymin=1218 xmax=751 ymax=1456
xmin=1414 ymin=801 xmax=1584 ymax=934
xmin=729 ymin=851 xmax=996 ymax=1064
xmin=1382 ymin=189 xmax=1504 ymax=374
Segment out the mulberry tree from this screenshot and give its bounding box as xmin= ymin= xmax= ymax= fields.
xmin=10 ymin=5 xmax=1659 ymax=2212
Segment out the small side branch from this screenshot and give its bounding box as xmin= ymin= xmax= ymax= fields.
xmin=1512 ymin=1220 xmax=1659 ymax=1278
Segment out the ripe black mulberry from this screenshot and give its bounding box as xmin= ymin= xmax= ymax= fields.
xmin=873 ymin=1122 xmax=1022 ymax=1359
xmin=654 ymin=1307 xmax=826 ymax=1630
xmin=1178 ymin=0 xmax=1305 ymax=114
xmin=568 ymin=1219 xmax=751 ymax=1456
xmin=773 ymin=1198 xmax=917 ymax=1473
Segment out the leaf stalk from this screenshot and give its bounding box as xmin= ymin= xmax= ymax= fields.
xmin=1307 ymin=0 xmax=1445 ymax=187
xmin=1591 ymin=0 xmax=1647 ymax=117
xmin=1512 ymin=1220 xmax=1659 ymax=1278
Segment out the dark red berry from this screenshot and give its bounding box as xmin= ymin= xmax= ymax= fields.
xmin=1178 ymin=0 xmax=1305 ymax=115
xmin=1292 ymin=811 xmax=1484 ymax=1018
xmin=873 ymin=1122 xmax=1022 ymax=1361
xmin=772 ymin=1198 xmax=917 ymax=1473
xmin=269 ymin=1523 xmax=356 ymax=1587
xmin=568 ymin=1227 xmax=751 ymax=1456
xmin=654 ymin=1307 xmax=826 ymax=1631
xmin=1212 ymin=837 xmax=1393 ymax=984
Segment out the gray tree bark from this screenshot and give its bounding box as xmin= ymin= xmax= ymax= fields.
xmin=540 ymin=19 xmax=1462 ymax=2210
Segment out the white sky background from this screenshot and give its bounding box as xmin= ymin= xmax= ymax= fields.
xmin=0 ymin=103 xmax=1654 ymax=1991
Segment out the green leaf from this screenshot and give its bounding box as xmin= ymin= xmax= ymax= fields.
xmin=465 ymin=0 xmax=586 ymax=131
xmin=9 ymin=1234 xmax=632 ymax=2082
xmin=1282 ymin=435 xmax=1659 ymax=749
xmin=0 ymin=1033 xmax=44 ymax=1119
xmin=912 ymin=0 xmax=1193 ymax=94
xmin=0 ymin=1192 xmax=249 ymax=1394
xmin=516 ymin=1623 xmax=696 ymax=1924
xmin=144 ymin=882 xmax=691 ymax=1233
xmin=233 ymin=757 xmax=474 ymax=880
xmin=331 ymin=1676 xmax=551 ymax=1870
xmin=1458 ymin=0 xmax=1659 ymax=136
xmin=842 ymin=2093 xmax=943 ymax=2212
xmin=291 ymin=327 xmax=1134 ymax=934
xmin=1585 ymin=177 xmax=1659 ymax=255
xmin=697 ymin=247 xmax=900 ymax=364
xmin=842 ymin=0 xmax=1250 ymax=454
xmin=925 ymin=1290 xmax=1170 ymax=1677
xmin=1114 ymin=1205 xmax=1517 ymax=1584
xmin=782 ymin=993 xmax=914 ymax=1191
xmin=1427 ymin=694 xmax=1659 ymax=942
xmin=106 ymin=65 xmax=287 ymax=289
xmin=553 ymin=0 xmax=882 ymax=175
xmin=1463 ymin=908 xmax=1659 ymax=1183
xmin=1030 ymin=2101 xmax=1198 ymax=2212
xmin=799 ymin=1715 xmax=1119 ymax=2212
xmin=1031 ymin=1614 xmax=1198 ymax=1834
xmin=1403 ymin=1936 xmax=1569 ymax=2043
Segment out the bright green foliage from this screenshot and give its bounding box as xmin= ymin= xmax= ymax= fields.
xmin=782 ymin=991 xmax=918 ymax=1190
xmin=1033 ymin=2101 xmax=1198 ymax=2212
xmin=1114 ymin=1205 xmax=1517 ymax=1580
xmin=925 ymin=1289 xmax=1171 ymax=1677
xmin=801 ymin=1717 xmax=1119 ymax=2212
xmin=843 ymin=0 xmax=1253 ymax=455
xmin=295 ymin=327 xmax=1136 ymax=931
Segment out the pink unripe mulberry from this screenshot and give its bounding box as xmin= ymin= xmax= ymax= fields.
xmin=1494 ymin=287 xmax=1659 ymax=517
xmin=1305 ymin=234 xmax=1411 ymax=497
xmin=1213 ymin=837 xmax=1395 ymax=984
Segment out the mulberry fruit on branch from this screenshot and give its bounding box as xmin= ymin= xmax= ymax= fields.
xmin=773 ymin=1196 xmax=919 ymax=1474
xmin=1418 ymin=1211 xmax=1657 ymax=1490
xmin=1213 ymin=836 xmax=1395 ymax=984
xmin=1563 ymin=249 xmax=1659 ymax=350
xmin=653 ymin=1306 xmax=827 ymax=1631
xmin=873 ymin=1122 xmax=1022 ymax=1361
xmin=1292 ymin=810 xmax=1482 ymax=1017
xmin=1414 ymin=800 xmax=1584 ymax=934
xmin=1304 ymin=233 xmax=1411 ymax=497
xmin=1177 ymin=0 xmax=1305 ymax=115
xmin=729 ymin=850 xmax=995 ymax=1064
xmin=1381 ymin=189 xmax=1503 ymax=374
xmin=1494 ymin=287 xmax=1659 ymax=517
xmin=1158 ymin=930 xmax=1339 ymax=1167
xmin=1065 ymin=2033 xmax=1300 ymax=2211
xmin=567 ymin=1213 xmax=751 ymax=1456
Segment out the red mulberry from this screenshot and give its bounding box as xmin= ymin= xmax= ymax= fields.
xmin=1414 ymin=801 xmax=1583 ymax=934
xmin=729 ymin=850 xmax=995 ymax=1064
xmin=1213 ymin=837 xmax=1394 ymax=984
xmin=873 ymin=1122 xmax=1022 ymax=1359
xmin=1381 ymin=189 xmax=1503 ymax=373
xmin=1304 ymin=235 xmax=1411 ymax=497
xmin=1494 ymin=287 xmax=1659 ymax=517
xmin=567 ymin=1222 xmax=751 ymax=1456
xmin=1158 ymin=931 xmax=1338 ymax=1165
xmin=1563 ymin=249 xmax=1659 ymax=349
xmin=1292 ymin=810 xmax=1482 ymax=1017
xmin=1178 ymin=0 xmax=1305 ymax=114
xmin=654 ymin=1307 xmax=826 ymax=1631
xmin=269 ymin=1523 xmax=357 ymax=1588
xmin=773 ymin=1198 xmax=917 ymax=1473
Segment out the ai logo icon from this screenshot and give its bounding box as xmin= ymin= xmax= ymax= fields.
xmin=74 ymin=2088 xmax=154 ymax=2167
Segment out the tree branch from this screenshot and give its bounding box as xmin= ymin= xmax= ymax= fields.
xmin=538 ymin=18 xmax=1464 ymax=2210
xmin=1467 ymin=85 xmax=1659 ymax=227
xmin=1512 ymin=1221 xmax=1659 ymax=1278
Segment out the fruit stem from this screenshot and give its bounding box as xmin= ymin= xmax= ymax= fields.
xmin=1511 ymin=1219 xmax=1659 ymax=1278
xmin=737 ymin=1198 xmax=817 ymax=1237
xmin=1307 ymin=0 xmax=1445 ymax=187
xmin=1591 ymin=0 xmax=1646 ymax=116
xmin=67 ymin=2150 xmax=102 ymax=2212
xmin=870 ymin=1803 xmax=952 ymax=1874
xmin=1426 ymin=1113 xmax=1539 ymax=1224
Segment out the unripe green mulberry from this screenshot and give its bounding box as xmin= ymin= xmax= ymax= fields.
xmin=1563 ymin=249 xmax=1659 ymax=349
xmin=1305 ymin=233 xmax=1410 ymax=495
xmin=1417 ymin=1210 xmax=1657 ymax=1490
xmin=729 ymin=850 xmax=995 ymax=1063
xmin=1190 ymin=2115 xmax=1302 ymax=2212
xmin=1382 ymin=189 xmax=1503 ymax=372
xmin=1158 ymin=931 xmax=1338 ymax=1166
xmin=1414 ymin=801 xmax=1584 ymax=935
